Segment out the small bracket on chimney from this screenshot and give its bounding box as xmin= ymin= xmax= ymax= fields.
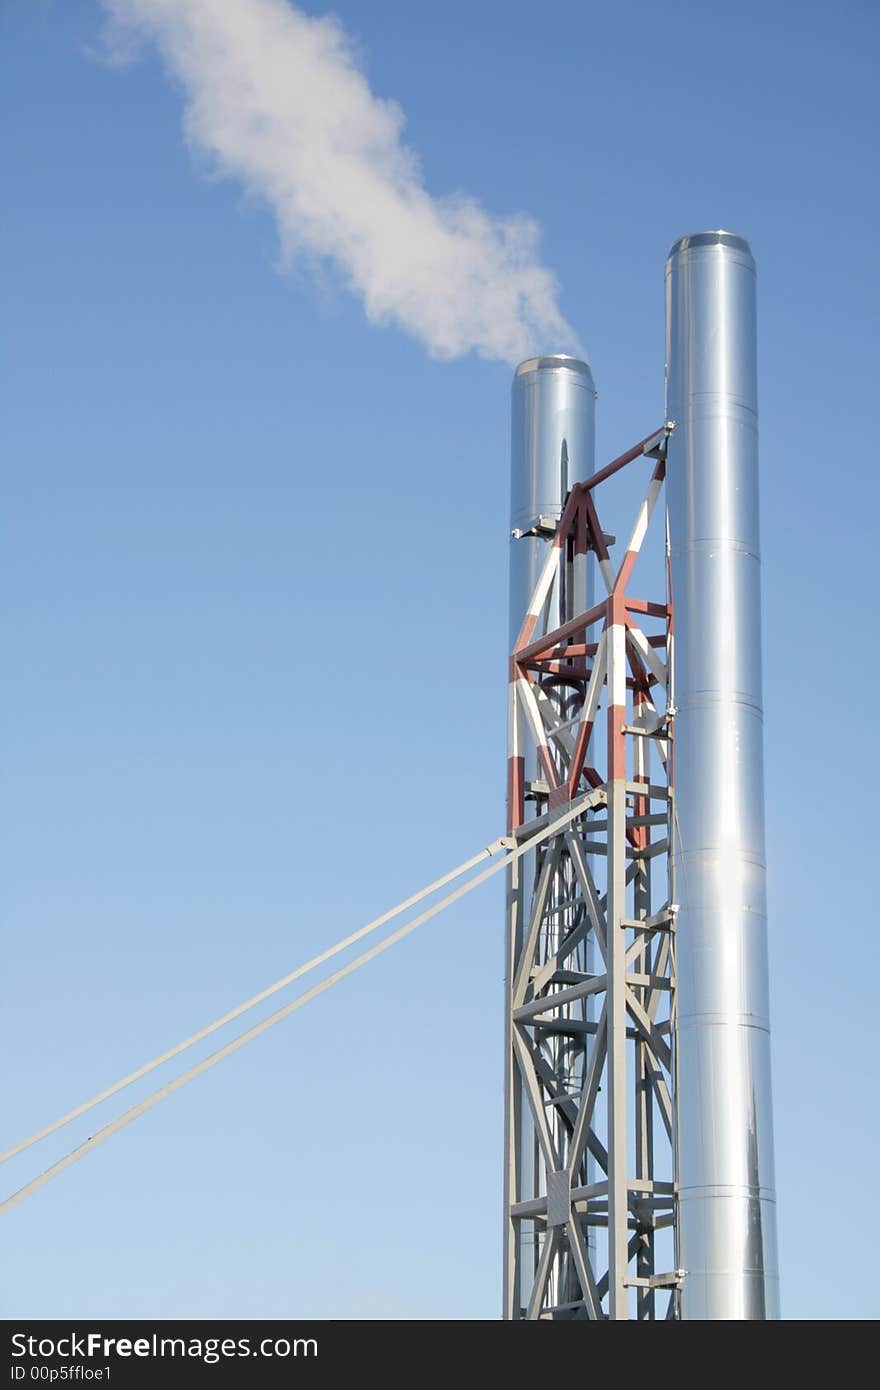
xmin=511 ymin=515 xmax=559 ymax=540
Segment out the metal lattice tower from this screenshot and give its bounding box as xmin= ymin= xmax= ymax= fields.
xmin=504 ymin=417 xmax=679 ymax=1319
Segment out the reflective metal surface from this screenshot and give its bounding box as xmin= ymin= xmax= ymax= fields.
xmin=509 ymin=356 xmax=596 ymax=644
xmin=506 ymin=355 xmax=596 ymax=1314
xmin=665 ymin=231 xmax=779 ymax=1319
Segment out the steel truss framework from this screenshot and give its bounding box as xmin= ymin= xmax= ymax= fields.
xmin=504 ymin=425 xmax=681 ymax=1320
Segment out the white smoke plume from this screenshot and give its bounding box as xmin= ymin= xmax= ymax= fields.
xmin=100 ymin=0 xmax=580 ymax=363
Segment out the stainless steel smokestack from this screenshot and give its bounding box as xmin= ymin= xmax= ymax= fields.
xmin=665 ymin=231 xmax=779 ymax=1319
xmin=509 ymin=355 xmax=597 ymax=642
xmin=505 ymin=354 xmax=596 ymax=1317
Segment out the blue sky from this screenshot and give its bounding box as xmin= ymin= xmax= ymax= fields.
xmin=1 ymin=0 xmax=877 ymax=1319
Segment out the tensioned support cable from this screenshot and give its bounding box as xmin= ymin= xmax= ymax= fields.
xmin=0 ymin=837 xmax=519 ymax=1170
xmin=0 ymin=794 xmax=594 ymax=1218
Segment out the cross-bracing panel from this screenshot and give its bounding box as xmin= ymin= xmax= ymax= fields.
xmin=504 ymin=426 xmax=680 ymax=1320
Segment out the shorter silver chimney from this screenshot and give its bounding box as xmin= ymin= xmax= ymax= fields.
xmin=504 ymin=354 xmax=597 ymax=1317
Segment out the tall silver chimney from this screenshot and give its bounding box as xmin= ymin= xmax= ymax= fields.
xmin=665 ymin=231 xmax=779 ymax=1318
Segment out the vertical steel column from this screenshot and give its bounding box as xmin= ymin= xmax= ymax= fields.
xmin=665 ymin=231 xmax=779 ymax=1319
xmin=632 ymin=679 xmax=655 ymax=1320
xmin=604 ymin=597 xmax=629 ymax=1319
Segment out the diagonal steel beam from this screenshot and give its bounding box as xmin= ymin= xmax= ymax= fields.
xmin=512 ymin=1029 xmax=561 ymax=1173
